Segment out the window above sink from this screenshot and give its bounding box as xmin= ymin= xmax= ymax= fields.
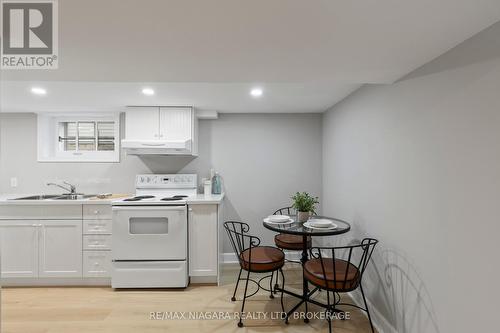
xmin=37 ymin=113 xmax=120 ymax=162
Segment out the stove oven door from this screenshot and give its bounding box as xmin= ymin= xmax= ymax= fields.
xmin=112 ymin=205 xmax=187 ymax=261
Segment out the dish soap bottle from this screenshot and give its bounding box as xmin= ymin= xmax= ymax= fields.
xmin=212 ymin=172 xmax=222 ymax=195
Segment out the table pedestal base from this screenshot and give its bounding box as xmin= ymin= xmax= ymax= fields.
xmin=277 ymin=286 xmax=346 ymax=323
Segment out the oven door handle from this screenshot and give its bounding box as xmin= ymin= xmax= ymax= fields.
xmin=112 ymin=206 xmax=187 ymax=212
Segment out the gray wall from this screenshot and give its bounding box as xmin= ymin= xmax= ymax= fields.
xmin=0 ymin=113 xmax=322 ymax=252
xmin=322 ymin=22 xmax=500 ymax=333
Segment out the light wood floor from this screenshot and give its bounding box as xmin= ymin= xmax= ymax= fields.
xmin=1 ymin=265 xmax=375 ymax=333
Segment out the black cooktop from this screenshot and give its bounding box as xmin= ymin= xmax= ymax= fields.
xmin=161 ymin=195 xmax=188 ymax=201
xmin=123 ymin=195 xmax=156 ymax=202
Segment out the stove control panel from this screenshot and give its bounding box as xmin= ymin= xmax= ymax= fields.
xmin=136 ymin=174 xmax=197 ymax=189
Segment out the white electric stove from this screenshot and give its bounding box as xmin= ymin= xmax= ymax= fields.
xmin=111 ymin=174 xmax=197 ymax=289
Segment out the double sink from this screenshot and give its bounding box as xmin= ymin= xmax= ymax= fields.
xmin=11 ymin=194 xmax=97 ymax=201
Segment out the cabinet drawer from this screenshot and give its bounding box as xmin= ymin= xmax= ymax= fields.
xmin=0 ymin=205 xmax=82 ymax=220
xmin=83 ymin=251 xmax=112 ymax=277
xmin=83 ymin=205 xmax=112 ymax=220
xmin=83 ymin=235 xmax=112 ymax=250
xmin=83 ymin=220 xmax=112 ymax=235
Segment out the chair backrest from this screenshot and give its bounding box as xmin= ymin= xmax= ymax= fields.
xmin=310 ymin=238 xmax=378 ymax=290
xmin=273 ymin=206 xmax=295 ymax=215
xmin=223 ymin=221 xmax=261 ymax=266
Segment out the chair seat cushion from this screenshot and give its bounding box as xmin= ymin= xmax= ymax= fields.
xmin=304 ymin=258 xmax=360 ymax=291
xmin=274 ymin=233 xmax=312 ymax=250
xmin=239 ymin=246 xmax=285 ymax=272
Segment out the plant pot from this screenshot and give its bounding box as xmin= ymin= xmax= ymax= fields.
xmin=297 ymin=211 xmax=310 ymax=223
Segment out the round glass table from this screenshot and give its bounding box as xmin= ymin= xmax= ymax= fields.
xmin=263 ymin=215 xmax=351 ymax=236
xmin=263 ymin=215 xmax=351 ymax=323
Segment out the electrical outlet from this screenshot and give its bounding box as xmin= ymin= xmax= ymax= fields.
xmin=10 ymin=177 xmax=18 ymax=188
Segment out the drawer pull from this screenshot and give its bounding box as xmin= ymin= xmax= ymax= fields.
xmin=84 ymin=235 xmax=111 ymax=250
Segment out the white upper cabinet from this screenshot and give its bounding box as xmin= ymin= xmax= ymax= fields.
xmin=159 ymin=107 xmax=193 ymax=142
xmin=124 ymin=107 xmax=159 ymax=141
xmin=122 ymin=106 xmax=198 ymax=156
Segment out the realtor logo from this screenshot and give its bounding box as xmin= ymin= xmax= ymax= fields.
xmin=1 ymin=0 xmax=58 ymax=69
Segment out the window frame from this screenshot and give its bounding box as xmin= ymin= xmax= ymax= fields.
xmin=37 ymin=113 xmax=120 ymax=163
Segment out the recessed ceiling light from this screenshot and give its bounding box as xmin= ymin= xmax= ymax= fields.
xmin=250 ymin=87 xmax=263 ymax=98
xmin=142 ymin=88 xmax=155 ymax=96
xmin=31 ymin=87 xmax=47 ymax=95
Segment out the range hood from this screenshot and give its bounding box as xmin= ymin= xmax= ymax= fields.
xmin=122 ymin=139 xmax=192 ymax=155
xmin=122 ymin=106 xmax=198 ymax=156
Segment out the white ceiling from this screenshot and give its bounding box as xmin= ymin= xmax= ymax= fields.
xmin=1 ymin=0 xmax=500 ymax=113
xmin=0 ymin=81 xmax=361 ymax=113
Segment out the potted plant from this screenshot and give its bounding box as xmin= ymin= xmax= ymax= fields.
xmin=292 ymin=192 xmax=319 ymax=222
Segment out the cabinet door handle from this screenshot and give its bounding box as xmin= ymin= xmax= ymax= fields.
xmin=141 ymin=143 xmax=165 ymax=147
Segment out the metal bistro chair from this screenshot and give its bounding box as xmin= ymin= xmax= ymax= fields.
xmin=272 ymin=207 xmax=312 ymax=292
xmin=224 ymin=221 xmax=285 ymax=328
xmin=302 ymin=238 xmax=378 ymax=333
xmin=273 ymin=207 xmax=312 ymax=258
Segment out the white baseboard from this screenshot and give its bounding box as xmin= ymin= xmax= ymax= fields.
xmin=223 ymin=251 xmax=301 ymax=264
xmin=348 ymin=291 xmax=397 ymax=333
xmin=1 ymin=277 xmax=111 ymax=287
xmin=190 ymin=276 xmax=217 ymax=284
xmin=222 ymin=252 xmax=238 ymax=263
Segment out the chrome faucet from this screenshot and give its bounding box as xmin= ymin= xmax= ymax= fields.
xmin=46 ymin=181 xmax=77 ymax=195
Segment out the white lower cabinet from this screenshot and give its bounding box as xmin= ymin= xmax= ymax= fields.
xmin=0 ymin=203 xmax=113 ymax=285
xmin=0 ymin=201 xmax=223 ymax=284
xmin=0 ymin=220 xmax=82 ymax=278
xmin=0 ymin=220 xmax=39 ymax=278
xmin=188 ymin=204 xmax=218 ymax=278
xmin=83 ymin=251 xmax=112 ymax=277
xmin=38 ymin=220 xmax=82 ymax=278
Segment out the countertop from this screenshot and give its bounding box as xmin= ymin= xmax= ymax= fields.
xmin=0 ymin=193 xmax=225 ymax=205
xmin=0 ymin=194 xmax=124 ymax=205
xmin=186 ymin=193 xmax=225 ymax=204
